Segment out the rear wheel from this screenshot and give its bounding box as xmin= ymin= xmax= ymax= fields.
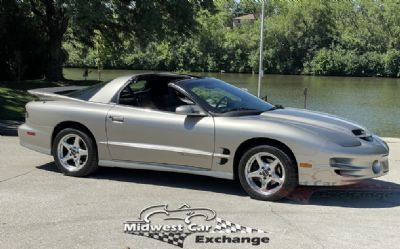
xmin=52 ymin=128 xmax=98 ymax=177
xmin=238 ymin=145 xmax=298 ymax=201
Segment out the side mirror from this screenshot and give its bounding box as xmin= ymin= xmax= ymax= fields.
xmin=176 ymin=105 xmax=207 ymax=117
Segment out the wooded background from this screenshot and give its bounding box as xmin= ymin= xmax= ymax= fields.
xmin=1 ymin=0 xmax=400 ymax=81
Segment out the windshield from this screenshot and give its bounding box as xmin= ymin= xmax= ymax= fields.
xmin=181 ymin=78 xmax=274 ymax=115
xmin=65 ymin=82 xmax=107 ymax=101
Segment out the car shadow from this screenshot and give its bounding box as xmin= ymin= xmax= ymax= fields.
xmin=37 ymin=162 xmax=400 ymax=208
xmin=36 ymin=162 xmax=247 ymax=197
xmin=283 ymin=179 xmax=400 ymax=208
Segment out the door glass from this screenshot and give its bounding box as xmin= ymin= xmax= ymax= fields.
xmin=191 ymin=86 xmax=239 ymax=108
xmin=129 ymin=80 xmax=147 ymax=92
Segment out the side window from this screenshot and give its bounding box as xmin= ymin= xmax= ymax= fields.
xmin=129 ymin=80 xmax=147 ymax=92
xmin=119 ymin=80 xmax=149 ymax=106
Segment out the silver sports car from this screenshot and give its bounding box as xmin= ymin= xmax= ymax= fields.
xmin=19 ymin=73 xmax=390 ymax=201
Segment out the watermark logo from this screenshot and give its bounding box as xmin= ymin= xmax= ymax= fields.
xmin=124 ymin=204 xmax=268 ymax=247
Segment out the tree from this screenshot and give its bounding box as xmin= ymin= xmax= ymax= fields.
xmin=263 ymin=0 xmax=337 ymax=74
xmin=0 ymin=0 xmax=47 ymax=80
xmin=62 ymin=0 xmax=400 ymax=77
xmin=28 ymin=0 xmax=214 ymax=81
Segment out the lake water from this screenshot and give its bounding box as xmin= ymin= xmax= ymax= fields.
xmin=64 ymin=68 xmax=400 ymax=137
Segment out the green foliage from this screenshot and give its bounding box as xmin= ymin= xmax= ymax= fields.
xmin=384 ymin=50 xmax=400 ymax=77
xmin=0 ymin=0 xmax=214 ymax=81
xmin=2 ymin=0 xmax=400 ymax=78
xmin=304 ymin=48 xmax=385 ymax=76
xmin=61 ymin=0 xmax=400 ymax=77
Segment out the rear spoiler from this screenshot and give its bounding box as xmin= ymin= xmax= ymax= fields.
xmin=28 ymin=86 xmax=87 ymax=101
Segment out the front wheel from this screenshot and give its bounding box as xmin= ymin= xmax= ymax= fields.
xmin=238 ymin=145 xmax=298 ymax=201
xmin=52 ymin=128 xmax=98 ymax=177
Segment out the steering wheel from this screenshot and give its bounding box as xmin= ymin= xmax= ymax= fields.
xmin=215 ymin=96 xmax=229 ymax=109
xmin=127 ymin=85 xmax=135 ymax=97
xmin=121 ymin=86 xmax=139 ymax=105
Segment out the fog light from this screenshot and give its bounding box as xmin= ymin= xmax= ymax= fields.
xmin=372 ymin=160 xmax=382 ymax=174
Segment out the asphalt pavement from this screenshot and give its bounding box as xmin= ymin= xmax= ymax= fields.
xmin=0 ymin=136 xmax=399 ymax=249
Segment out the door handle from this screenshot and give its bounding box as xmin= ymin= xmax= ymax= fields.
xmin=109 ymin=115 xmax=124 ymax=123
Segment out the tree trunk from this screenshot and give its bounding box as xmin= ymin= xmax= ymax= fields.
xmin=45 ymin=35 xmax=64 ymax=81
xmin=29 ymin=0 xmax=69 ymax=81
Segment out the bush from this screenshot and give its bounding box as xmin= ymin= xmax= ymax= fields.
xmin=384 ymin=49 xmax=400 ymax=77
xmin=304 ymin=49 xmax=385 ymax=77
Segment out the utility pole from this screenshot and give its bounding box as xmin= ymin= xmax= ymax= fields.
xmin=97 ymin=46 xmax=101 ymax=81
xmin=257 ymin=0 xmax=265 ymax=98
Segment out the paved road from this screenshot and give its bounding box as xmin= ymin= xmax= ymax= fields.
xmin=1 ymin=136 xmax=399 ymax=249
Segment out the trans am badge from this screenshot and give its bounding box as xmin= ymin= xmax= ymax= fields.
xmin=124 ymin=204 xmax=269 ymax=247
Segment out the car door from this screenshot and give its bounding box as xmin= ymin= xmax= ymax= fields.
xmin=105 ymin=105 xmax=215 ymax=169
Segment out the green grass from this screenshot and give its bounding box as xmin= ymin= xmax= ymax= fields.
xmin=0 ymin=79 xmax=99 ymax=121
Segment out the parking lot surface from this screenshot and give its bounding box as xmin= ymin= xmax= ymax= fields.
xmin=1 ymin=136 xmax=399 ymax=249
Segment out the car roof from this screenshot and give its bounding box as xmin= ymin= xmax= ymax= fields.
xmin=89 ymin=72 xmax=200 ymax=104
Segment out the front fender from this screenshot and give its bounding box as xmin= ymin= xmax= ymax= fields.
xmin=212 ymin=116 xmax=330 ymax=176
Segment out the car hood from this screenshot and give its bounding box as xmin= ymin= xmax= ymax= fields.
xmin=258 ymin=107 xmax=369 ymax=138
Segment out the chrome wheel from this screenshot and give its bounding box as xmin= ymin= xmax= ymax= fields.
xmin=57 ymin=134 xmax=89 ymax=172
xmin=244 ymin=152 xmax=285 ymax=196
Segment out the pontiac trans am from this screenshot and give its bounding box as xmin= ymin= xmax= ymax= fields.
xmin=18 ymin=73 xmax=390 ymax=201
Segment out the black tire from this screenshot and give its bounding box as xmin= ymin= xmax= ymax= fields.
xmin=238 ymin=145 xmax=298 ymax=201
xmin=52 ymin=128 xmax=98 ymax=177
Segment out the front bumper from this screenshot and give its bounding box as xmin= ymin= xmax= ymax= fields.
xmin=299 ymin=135 xmax=389 ymax=186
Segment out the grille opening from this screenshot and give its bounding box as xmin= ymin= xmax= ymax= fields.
xmin=218 ymin=148 xmax=230 ymax=165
